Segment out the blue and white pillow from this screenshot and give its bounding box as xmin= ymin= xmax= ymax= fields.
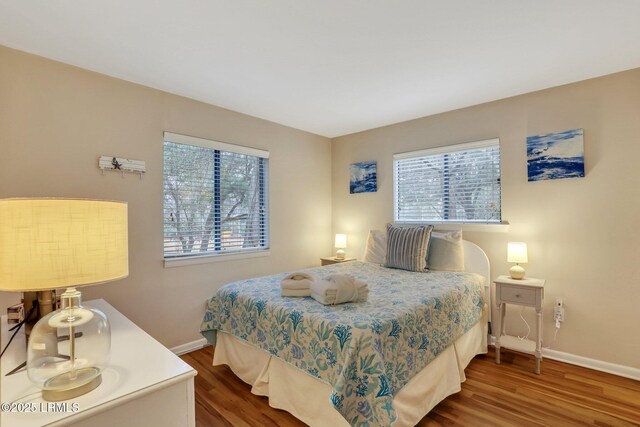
xmin=384 ymin=224 xmax=434 ymax=272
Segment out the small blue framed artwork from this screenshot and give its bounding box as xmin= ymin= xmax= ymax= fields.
xmin=527 ymin=128 xmax=585 ymax=182
xmin=350 ymin=161 xmax=377 ymax=194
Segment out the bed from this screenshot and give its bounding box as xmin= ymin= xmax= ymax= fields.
xmin=200 ymin=240 xmax=490 ymax=427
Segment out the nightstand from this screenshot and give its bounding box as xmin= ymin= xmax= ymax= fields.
xmin=494 ymin=275 xmax=545 ymax=374
xmin=320 ymin=257 xmax=356 ymax=266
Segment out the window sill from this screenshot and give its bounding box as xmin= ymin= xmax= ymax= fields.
xmin=394 ymin=221 xmax=510 ymax=233
xmin=164 ymin=249 xmax=271 ymax=268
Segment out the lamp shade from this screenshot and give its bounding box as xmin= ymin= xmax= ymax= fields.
xmin=334 ymin=234 xmax=347 ymax=249
xmin=507 ymin=242 xmax=528 ymax=264
xmin=0 ymin=198 xmax=128 ymax=292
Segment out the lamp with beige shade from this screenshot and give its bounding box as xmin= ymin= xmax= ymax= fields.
xmin=0 ymin=198 xmax=128 ymax=401
xmin=507 ymin=242 xmax=528 ymax=279
xmin=334 ymin=234 xmax=347 ymax=259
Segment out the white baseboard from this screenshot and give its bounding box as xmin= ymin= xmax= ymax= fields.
xmin=170 ymin=338 xmax=209 ymax=356
xmin=542 ymin=348 xmax=640 ymax=381
xmin=490 ymin=336 xmax=640 ymax=381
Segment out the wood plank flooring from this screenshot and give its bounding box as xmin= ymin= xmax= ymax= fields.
xmin=180 ymin=346 xmax=640 ymax=426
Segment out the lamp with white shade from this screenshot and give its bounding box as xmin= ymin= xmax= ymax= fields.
xmin=507 ymin=242 xmax=528 ymax=279
xmin=0 ymin=198 xmax=128 ymax=401
xmin=334 ymin=234 xmax=347 ymax=259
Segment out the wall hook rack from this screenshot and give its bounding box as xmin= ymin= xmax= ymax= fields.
xmin=99 ymin=156 xmax=146 ymax=179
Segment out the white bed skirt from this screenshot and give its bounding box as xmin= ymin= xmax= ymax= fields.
xmin=213 ymin=321 xmax=487 ymax=427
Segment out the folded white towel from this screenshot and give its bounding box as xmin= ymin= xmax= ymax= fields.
xmin=281 ymin=272 xmax=315 ymax=296
xmin=283 ymin=272 xmax=314 ymax=281
xmin=281 ymin=288 xmax=311 ymax=297
xmin=310 ymin=289 xmax=369 ymax=304
xmin=312 ymin=287 xmax=370 ymax=298
xmin=281 ymin=278 xmax=314 ymax=290
xmin=311 ymin=274 xmax=369 ymax=305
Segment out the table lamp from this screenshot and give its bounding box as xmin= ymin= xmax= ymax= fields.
xmin=507 ymin=242 xmax=528 ymax=279
xmin=0 ymin=198 xmax=128 ymax=401
xmin=335 ymin=234 xmax=347 ymax=259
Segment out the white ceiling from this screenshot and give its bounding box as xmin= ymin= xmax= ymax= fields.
xmin=1 ymin=1 xmax=640 ymax=138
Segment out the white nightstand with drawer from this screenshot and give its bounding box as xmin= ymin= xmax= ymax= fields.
xmin=494 ymin=275 xmax=545 ymax=374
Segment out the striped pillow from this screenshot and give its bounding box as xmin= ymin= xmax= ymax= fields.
xmin=383 ymin=224 xmax=434 ymax=272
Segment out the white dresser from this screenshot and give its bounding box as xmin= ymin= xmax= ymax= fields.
xmin=1 ymin=299 xmax=197 ymax=427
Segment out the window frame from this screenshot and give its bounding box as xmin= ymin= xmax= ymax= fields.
xmin=162 ymin=132 xmax=270 ymax=267
xmin=393 ymin=138 xmax=506 ymax=230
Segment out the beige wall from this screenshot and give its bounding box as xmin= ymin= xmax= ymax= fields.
xmin=2 ymin=44 xmax=639 ymax=369
xmin=0 ymin=45 xmax=332 ymax=348
xmin=332 ymin=69 xmax=640 ymax=369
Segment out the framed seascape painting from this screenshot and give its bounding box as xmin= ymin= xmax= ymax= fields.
xmin=527 ymin=128 xmax=585 ymax=182
xmin=350 ymin=161 xmax=377 ymax=194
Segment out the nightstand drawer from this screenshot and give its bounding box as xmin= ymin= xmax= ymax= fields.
xmin=499 ymin=285 xmax=536 ymax=305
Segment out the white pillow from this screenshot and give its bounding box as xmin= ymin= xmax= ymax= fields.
xmin=363 ymin=230 xmax=387 ymax=264
xmin=427 ymin=230 xmax=465 ymax=272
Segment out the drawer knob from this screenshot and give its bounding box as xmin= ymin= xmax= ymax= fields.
xmin=515 ymin=294 xmax=521 ymax=298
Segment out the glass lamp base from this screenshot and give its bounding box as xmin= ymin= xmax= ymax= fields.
xmin=27 ymin=287 xmax=111 ymax=401
xmin=42 ymin=368 xmax=102 ymax=402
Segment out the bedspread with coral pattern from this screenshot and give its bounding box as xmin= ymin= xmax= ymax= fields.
xmin=200 ymin=261 xmax=485 ymax=427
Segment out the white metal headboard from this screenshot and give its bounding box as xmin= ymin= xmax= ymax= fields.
xmin=462 ymin=240 xmax=491 ymax=325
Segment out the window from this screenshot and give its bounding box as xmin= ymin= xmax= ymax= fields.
xmin=163 ymin=132 xmax=269 ymax=259
xmin=394 ymin=139 xmax=501 ymax=223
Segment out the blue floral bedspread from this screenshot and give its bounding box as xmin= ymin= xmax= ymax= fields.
xmin=200 ymin=261 xmax=485 ymax=426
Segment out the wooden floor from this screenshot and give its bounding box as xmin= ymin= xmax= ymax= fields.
xmin=181 ymin=346 xmax=640 ymax=426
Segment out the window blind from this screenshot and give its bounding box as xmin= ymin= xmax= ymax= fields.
xmin=394 ymin=139 xmax=501 ymax=223
xmin=163 ymin=134 xmax=269 ymax=258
